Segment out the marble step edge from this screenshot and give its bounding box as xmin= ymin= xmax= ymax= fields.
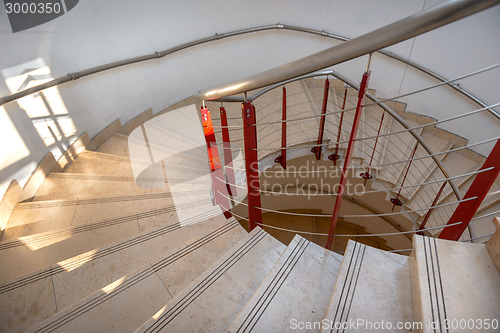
xmin=70 ymin=149 xmax=128 ymax=162
xmin=0 ymin=208 xmax=227 ymax=294
xmin=323 ymin=240 xmax=368 ymax=328
xmin=229 ymin=235 xmax=343 ymax=333
xmin=228 ymin=235 xmax=309 ymax=333
xmin=46 ymin=172 xmax=209 ymax=183
xmin=322 ymin=239 xmax=411 ymax=333
xmin=408 ymin=234 xmax=500 ymax=332
xmin=14 ymin=189 xmax=207 ymax=209
xmin=134 ymin=227 xmax=284 ymax=333
xmin=0 ymin=196 xmax=213 ymax=250
xmin=409 ymin=235 xmax=442 ymax=333
xmin=26 ymin=219 xmax=246 ymax=333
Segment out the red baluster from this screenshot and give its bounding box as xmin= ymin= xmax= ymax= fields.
xmin=439 ymin=139 xmax=500 ymax=240
xmin=326 ymin=71 xmax=371 ymax=250
xmin=200 ymin=106 xmax=232 ymax=219
xmin=418 ymin=181 xmax=447 ymax=235
xmin=360 ymin=112 xmax=385 ymax=185
xmin=220 ymin=105 xmax=237 ymax=196
xmin=390 ymin=142 xmax=418 ymax=211
xmin=312 ymin=78 xmax=329 ymax=160
xmin=242 ymin=102 xmax=263 ymax=231
xmin=274 ymin=86 xmax=287 ymax=169
xmin=329 ymin=85 xmax=348 ymax=166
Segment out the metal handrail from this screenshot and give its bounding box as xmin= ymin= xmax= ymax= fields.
xmin=210 ymin=66 xmax=493 ymax=211
xmin=198 ymin=0 xmax=500 ymax=103
xmin=0 ymin=6 xmax=498 ymax=123
xmin=211 ymin=69 xmax=465 ymax=204
xmin=328 ymin=70 xmax=465 ymax=204
xmin=0 ymin=2 xmax=496 ymax=239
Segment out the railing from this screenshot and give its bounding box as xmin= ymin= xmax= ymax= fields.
xmin=197 ymin=0 xmax=500 ymax=103
xmin=191 ymin=0 xmax=500 ymax=250
xmin=1 ymin=0 xmax=499 ymax=249
xmin=205 ymin=70 xmax=499 ymax=249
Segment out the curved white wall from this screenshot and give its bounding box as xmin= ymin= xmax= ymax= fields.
xmin=0 ymin=0 xmax=499 ymax=199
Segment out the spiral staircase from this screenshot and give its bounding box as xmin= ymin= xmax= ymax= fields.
xmin=1 ymin=1 xmax=500 ymax=332
xmin=0 ymin=71 xmax=498 ymax=332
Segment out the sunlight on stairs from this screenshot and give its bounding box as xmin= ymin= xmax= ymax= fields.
xmin=0 ymin=97 xmax=498 ymax=332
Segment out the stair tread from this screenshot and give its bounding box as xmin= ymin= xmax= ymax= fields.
xmin=135 ymin=227 xmax=286 ymax=333
xmin=2 ymin=192 xmax=191 ymax=240
xmin=31 ymin=172 xmax=210 ymax=201
xmin=0 ymin=193 xmax=218 ymax=283
xmin=96 ymin=133 xmax=131 ymax=157
xmin=322 ymin=240 xmax=412 ymax=333
xmin=229 ymin=235 xmax=343 ymax=333
xmin=410 ymin=235 xmax=500 ymax=330
xmin=0 ymin=196 xmax=210 ymax=250
xmin=0 ymin=211 xmax=238 ymax=332
xmin=25 ymin=217 xmax=247 ymax=333
xmin=63 ymin=150 xmax=128 ymax=176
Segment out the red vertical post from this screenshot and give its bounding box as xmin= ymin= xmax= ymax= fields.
xmin=390 ymin=142 xmax=418 ymax=211
xmin=439 ymin=139 xmax=500 ymax=240
xmin=312 ymin=78 xmax=330 ymax=160
xmin=417 ymin=181 xmax=447 ymax=236
xmin=220 ymin=106 xmax=237 ymax=196
xmin=326 ymin=72 xmax=371 ymax=250
xmin=200 ymin=106 xmax=232 ymax=219
xmin=360 ymin=112 xmax=385 ymax=185
xmin=329 ymin=85 xmax=348 ymax=166
xmin=242 ymin=101 xmax=263 ymax=231
xmin=274 ymin=86 xmax=287 ymax=169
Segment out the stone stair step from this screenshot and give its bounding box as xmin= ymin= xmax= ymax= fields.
xmin=322 ymin=240 xmax=412 ymax=333
xmin=410 ymin=235 xmax=500 ymax=332
xmin=408 ymin=152 xmax=481 ymax=232
xmin=0 ymin=196 xmax=214 ymax=282
xmin=63 ymin=150 xmax=128 ymax=176
xmin=400 ymin=135 xmax=453 ymax=202
xmin=229 ymin=235 xmax=343 ymax=333
xmin=1 ymin=191 xmax=209 ymax=240
xmin=135 ymin=227 xmax=286 ymax=333
xmin=379 ymin=120 xmax=421 ymax=187
xmin=95 ymin=133 xmax=131 ymax=157
xmin=31 ymin=172 xmax=210 ymax=202
xmin=0 ymin=211 xmax=239 ymax=332
xmin=25 ymin=217 xmax=247 ymax=333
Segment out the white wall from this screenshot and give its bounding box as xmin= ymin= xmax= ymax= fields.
xmin=0 ymin=0 xmax=499 ymax=200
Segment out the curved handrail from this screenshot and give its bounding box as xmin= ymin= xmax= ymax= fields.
xmin=0 ymin=4 xmax=498 ymax=122
xmin=218 ymin=69 xmax=465 ymax=203
xmin=198 ymin=0 xmax=500 ymax=103
xmin=0 ymin=2 xmax=495 ymax=241
xmin=228 ymin=69 xmax=484 ymax=239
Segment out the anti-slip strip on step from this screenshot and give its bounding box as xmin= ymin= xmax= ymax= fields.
xmin=0 ymin=198 xmax=213 ymax=250
xmin=330 ymin=242 xmax=366 ymax=333
xmin=30 ymin=219 xmax=241 ymax=333
xmin=142 ymin=228 xmax=268 ymax=333
xmin=422 ymin=236 xmax=449 ymax=333
xmin=235 ymin=237 xmax=310 ymax=333
xmin=48 ymin=173 xmax=211 ymax=184
xmin=0 ymin=209 xmax=224 ymax=294
xmin=16 ymin=189 xmax=208 ymax=209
